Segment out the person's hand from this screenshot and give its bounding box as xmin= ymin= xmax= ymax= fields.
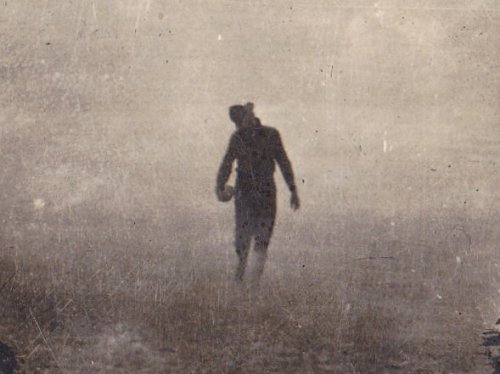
xmin=216 ymin=185 xmax=235 ymax=202
xmin=290 ymin=191 xmax=300 ymax=210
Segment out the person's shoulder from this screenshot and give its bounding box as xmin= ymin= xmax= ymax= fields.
xmin=252 ymin=118 xmax=276 ymax=133
xmin=232 ymin=128 xmax=248 ymax=139
xmin=231 ymin=128 xmax=244 ymax=137
xmin=228 ymin=130 xmax=242 ymax=143
xmin=262 ymin=126 xmax=280 ymax=137
xmin=259 ymin=125 xmax=278 ymax=133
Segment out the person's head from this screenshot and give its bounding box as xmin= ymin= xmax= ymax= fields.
xmin=229 ymin=105 xmax=246 ymax=129
xmin=229 ymin=102 xmax=259 ymax=129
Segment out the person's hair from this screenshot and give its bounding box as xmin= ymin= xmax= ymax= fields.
xmin=229 ymin=105 xmax=246 ymax=125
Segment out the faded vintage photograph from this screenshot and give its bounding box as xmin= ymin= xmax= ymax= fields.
xmin=1 ymin=0 xmax=499 ymax=372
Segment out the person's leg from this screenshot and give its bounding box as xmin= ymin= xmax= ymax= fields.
xmin=234 ymin=201 xmax=252 ymax=281
xmin=235 ymin=234 xmax=251 ymax=281
xmin=252 ymin=207 xmax=276 ymax=285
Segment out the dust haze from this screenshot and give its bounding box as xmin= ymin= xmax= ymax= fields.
xmin=1 ymin=0 xmax=499 ymax=372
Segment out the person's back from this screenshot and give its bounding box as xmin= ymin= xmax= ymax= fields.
xmin=232 ymin=123 xmax=280 ymax=195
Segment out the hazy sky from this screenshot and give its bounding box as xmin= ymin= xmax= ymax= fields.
xmin=1 ymin=0 xmax=499 ymax=232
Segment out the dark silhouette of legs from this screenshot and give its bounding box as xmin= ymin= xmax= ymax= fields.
xmin=234 ymin=191 xmax=276 ymax=284
xmin=252 ymin=244 xmax=268 ymax=285
xmin=251 ymin=217 xmax=274 ymax=285
xmin=235 ymin=234 xmax=251 ymax=281
xmin=234 ymin=207 xmax=252 ymax=281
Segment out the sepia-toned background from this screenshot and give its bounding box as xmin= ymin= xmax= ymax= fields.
xmin=1 ymin=0 xmax=499 ymax=372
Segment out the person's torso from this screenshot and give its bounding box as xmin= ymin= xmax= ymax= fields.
xmin=233 ymin=126 xmax=278 ymax=194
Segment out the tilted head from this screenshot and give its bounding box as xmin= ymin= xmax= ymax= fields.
xmin=229 ymin=105 xmax=246 ymax=129
xmin=229 ymin=102 xmax=260 ymax=129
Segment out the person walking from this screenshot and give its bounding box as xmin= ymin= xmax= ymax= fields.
xmin=216 ymin=103 xmax=300 ymax=283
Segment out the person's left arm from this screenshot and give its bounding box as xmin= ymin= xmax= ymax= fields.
xmin=273 ymin=130 xmax=300 ymax=210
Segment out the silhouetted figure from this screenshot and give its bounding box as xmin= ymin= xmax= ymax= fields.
xmin=216 ymin=103 xmax=300 ymax=283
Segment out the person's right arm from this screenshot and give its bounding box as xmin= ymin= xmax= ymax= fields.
xmin=216 ymin=133 xmax=238 ymax=200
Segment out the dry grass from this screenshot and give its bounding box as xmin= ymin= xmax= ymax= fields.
xmin=0 ymin=213 xmax=498 ymax=373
